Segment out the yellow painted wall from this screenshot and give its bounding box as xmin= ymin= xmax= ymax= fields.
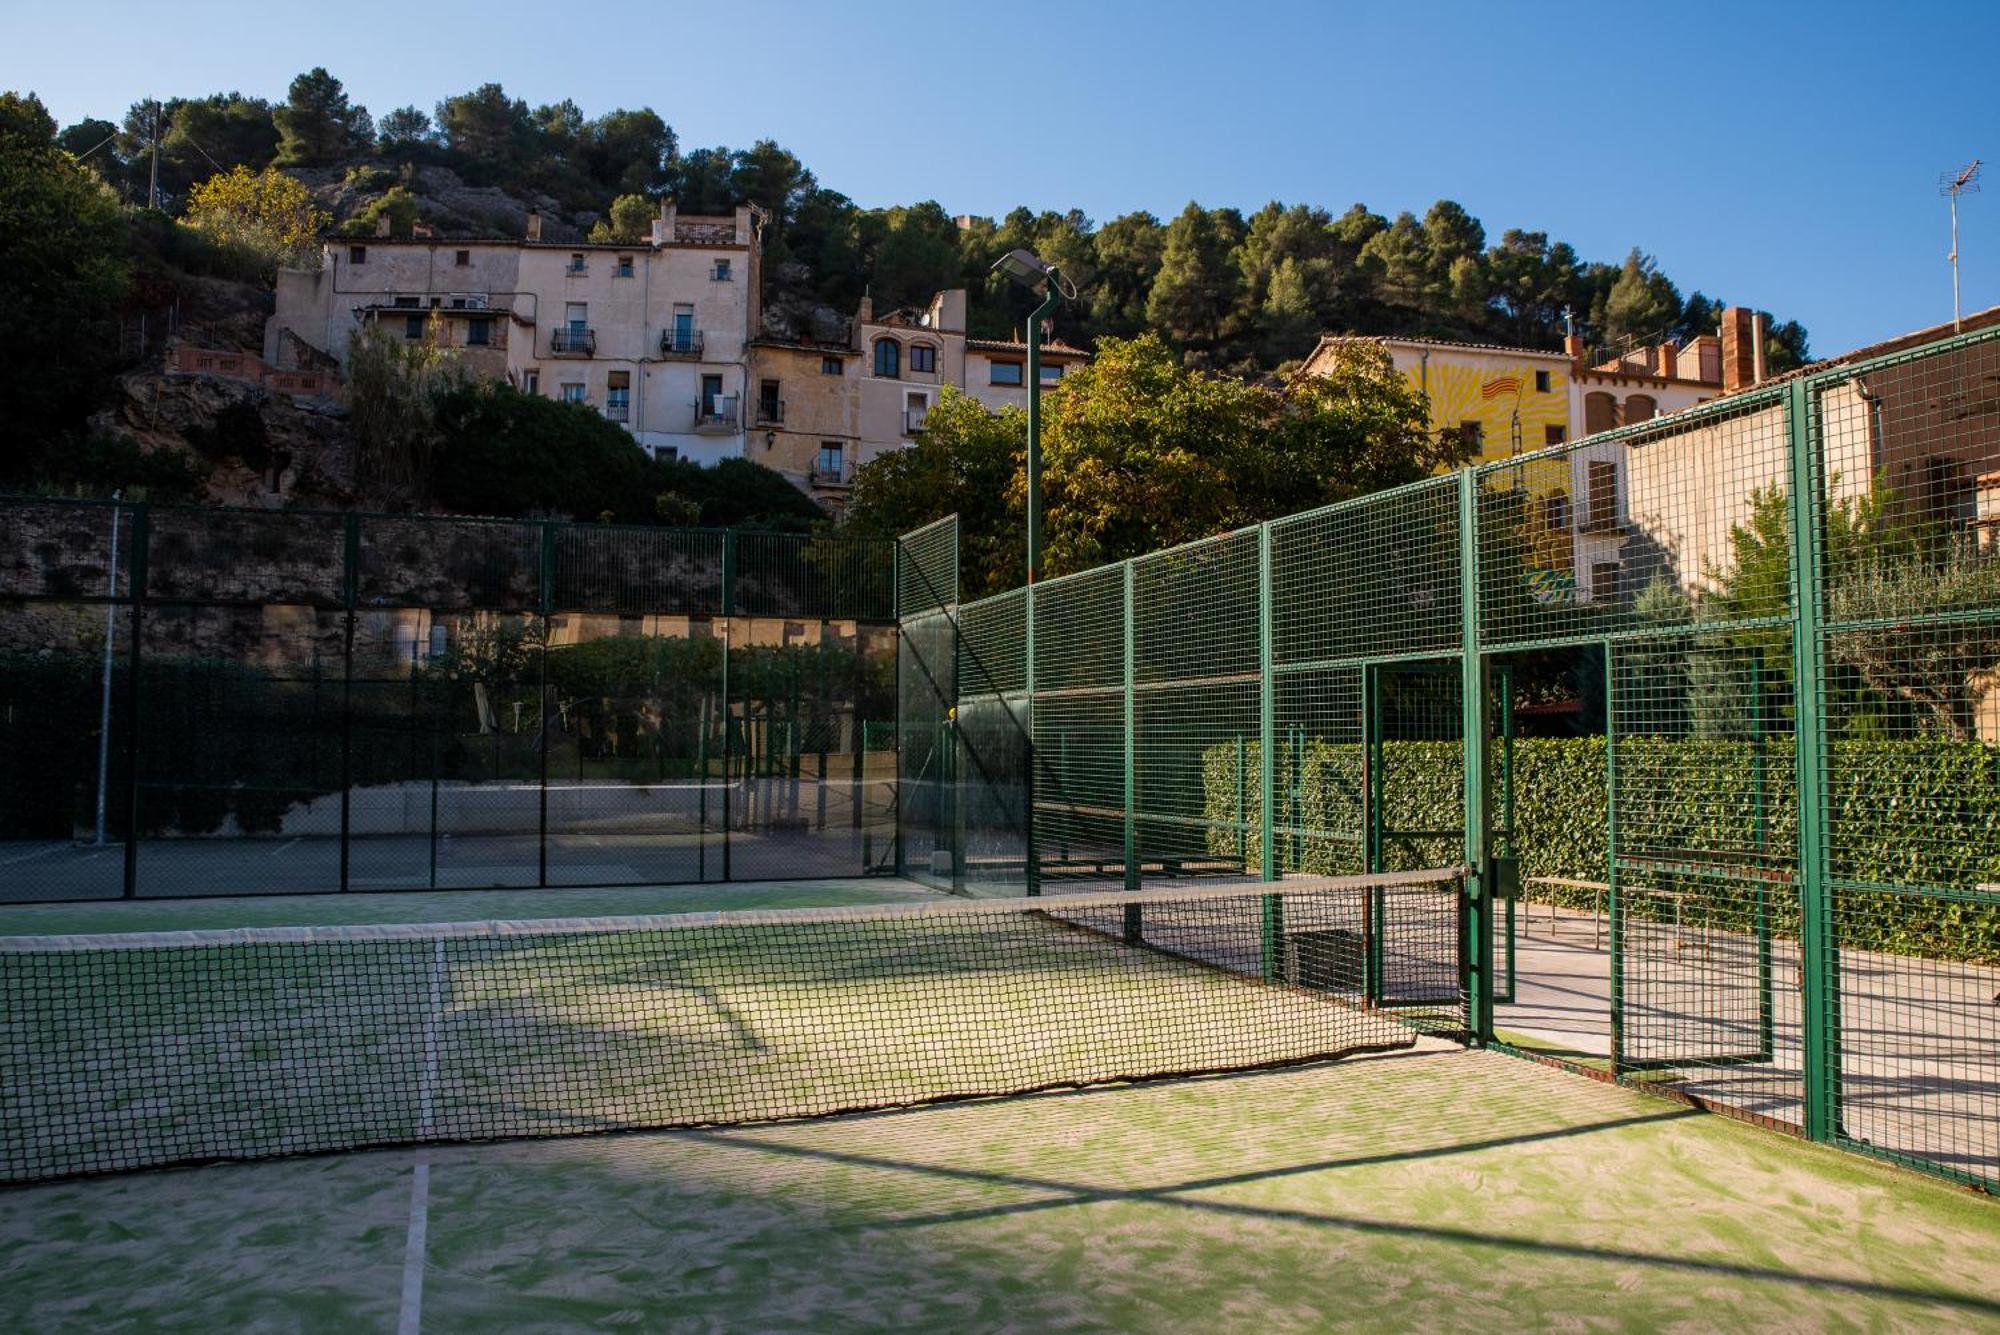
xmin=1394 ymin=352 xmax=1570 ymax=465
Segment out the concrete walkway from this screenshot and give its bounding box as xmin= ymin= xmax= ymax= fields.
xmin=1498 ymin=905 xmax=1999 ymax=1184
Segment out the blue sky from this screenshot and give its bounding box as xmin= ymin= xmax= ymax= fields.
xmin=11 ymin=0 xmax=1998 ymax=355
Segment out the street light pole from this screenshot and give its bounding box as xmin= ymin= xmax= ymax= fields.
xmin=1024 ymin=276 xmax=1060 ymax=585
xmin=991 ymin=248 xmax=1073 ymax=586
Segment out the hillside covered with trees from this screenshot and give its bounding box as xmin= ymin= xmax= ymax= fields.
xmin=52 ymin=68 xmax=1809 ymax=376
xmin=7 ymin=69 xmax=1813 ymax=529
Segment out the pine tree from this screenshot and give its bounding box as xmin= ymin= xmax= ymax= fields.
xmin=1145 ymin=202 xmax=1238 ymax=352
xmin=274 ymin=68 xmax=369 ymax=167
xmin=1603 ymin=248 xmax=1682 ymax=351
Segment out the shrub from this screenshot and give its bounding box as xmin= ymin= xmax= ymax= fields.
xmin=1204 ymin=735 xmax=2000 ymax=963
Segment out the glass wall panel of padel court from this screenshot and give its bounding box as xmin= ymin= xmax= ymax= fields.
xmin=4 ymin=330 xmax=1999 ymax=1331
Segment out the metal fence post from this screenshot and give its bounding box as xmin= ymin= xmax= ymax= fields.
xmin=339 ymin=514 xmax=359 ymax=893
xmin=1258 ymin=524 xmax=1280 ymax=979
xmin=892 ymin=540 xmax=905 ymax=880
xmin=722 ymin=529 xmax=736 ymax=883
xmin=1123 ymin=561 xmax=1138 ymax=893
xmin=1024 ymin=581 xmax=1038 ymax=896
xmin=1786 ymin=377 xmax=1839 ymax=1143
xmin=120 ymin=504 xmax=149 ymax=899
xmin=1457 ymin=469 xmax=1493 ymax=1045
xmin=537 ymin=520 xmax=555 ymax=889
xmin=1605 ymin=640 xmax=1623 ymax=1069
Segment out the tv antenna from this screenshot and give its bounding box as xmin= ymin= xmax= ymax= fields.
xmin=1941 ymin=159 xmax=1981 ymax=331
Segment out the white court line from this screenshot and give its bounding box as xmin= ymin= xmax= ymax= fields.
xmin=398 ymin=937 xmax=446 ymax=1335
xmin=268 ymin=837 xmax=302 ymax=858
xmin=397 ymin=1154 xmax=430 ymax=1335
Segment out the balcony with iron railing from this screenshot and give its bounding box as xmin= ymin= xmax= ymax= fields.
xmin=694 ymin=396 xmax=739 ymax=434
xmin=754 ymin=397 xmax=785 ymax=425
xmin=660 ymin=329 xmax=705 ymax=358
xmin=810 ymin=459 xmax=854 ymax=487
xmin=550 ymin=327 xmax=596 ymax=357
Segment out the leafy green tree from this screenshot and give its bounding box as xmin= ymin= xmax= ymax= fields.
xmin=1828 ymin=543 xmax=2000 ymax=740
xmin=587 ymin=193 xmax=655 ymax=244
xmin=1422 ymin=199 xmax=1487 ymax=320
xmin=115 ymin=98 xmax=180 ymax=202
xmin=779 ymin=186 xmax=861 ymax=304
xmin=1040 ymin=335 xmax=1445 ymax=572
xmin=1488 ymin=230 xmax=1582 ymax=346
xmin=58 ymin=115 xmax=118 ymax=160
xmin=655 ymin=457 xmax=827 ymax=530
xmin=0 ymin=93 xmax=130 ymax=479
xmin=1087 ymin=211 xmax=1164 ymax=339
xmin=345 ymin=184 xmax=420 ymax=239
xmin=731 ymin=139 xmax=815 ymax=227
xmin=435 ymin=83 xmax=535 ymax=178
xmin=165 ymin=94 xmax=278 ymax=178
xmin=1764 ymin=317 xmax=1811 ymax=373
xmin=1146 ymin=202 xmax=1239 ymax=355
xmin=964 ymin=206 xmax=1095 ymax=340
xmin=1358 ymin=211 xmax=1429 ymax=311
xmin=346 ymin=323 xmax=459 ymax=493
xmin=376 ymin=105 xmax=435 ymax=152
xmin=274 ymin=68 xmax=370 ymax=167
xmin=1260 ymin=256 xmax=1321 ymax=365
xmin=1261 ymin=338 xmax=1464 ymax=509
xmin=1330 ymin=203 xmax=1387 ymax=248
xmin=845 ymin=388 xmax=1026 ymax=597
xmin=432 ymin=381 xmax=653 ymax=520
xmin=533 ymin=99 xmax=585 ymax=159
xmin=666 ymin=145 xmax=736 ymax=212
xmin=582 ymin=108 xmax=676 ymax=194
xmin=869 ymin=201 xmax=962 ymax=312
xmin=848 ymin=337 xmax=1454 ymax=592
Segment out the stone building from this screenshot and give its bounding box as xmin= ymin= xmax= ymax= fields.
xmin=266 ymin=201 xmax=760 ymax=465
xmin=748 ymin=289 xmax=1090 ymax=511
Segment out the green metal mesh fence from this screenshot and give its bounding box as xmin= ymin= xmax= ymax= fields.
xmin=898 ymin=324 xmax=2000 ymax=1190
xmin=0 ymin=508 xmax=898 ymax=900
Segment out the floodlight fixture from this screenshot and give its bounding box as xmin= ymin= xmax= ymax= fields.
xmin=987 ymin=250 xmax=1079 ymax=585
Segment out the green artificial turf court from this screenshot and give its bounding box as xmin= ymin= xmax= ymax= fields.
xmin=3 ymin=1042 xmax=1997 ymax=1332
xmin=2 ymin=875 xmax=1996 ymax=1331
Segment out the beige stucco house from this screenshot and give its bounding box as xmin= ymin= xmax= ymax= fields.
xmin=266 ymin=202 xmax=760 ymax=465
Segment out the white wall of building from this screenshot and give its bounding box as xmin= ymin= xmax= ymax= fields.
xmin=267 ymin=224 xmax=755 ymax=466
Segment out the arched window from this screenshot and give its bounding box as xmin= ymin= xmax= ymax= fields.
xmin=1624 ymin=394 xmax=1657 ymax=424
xmin=874 ymin=339 xmax=900 ymax=378
xmin=1584 ymin=391 xmax=1617 ymax=435
xmin=909 ymin=342 xmax=937 ymax=374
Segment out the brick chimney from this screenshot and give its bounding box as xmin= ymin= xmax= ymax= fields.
xmin=1656 ymin=341 xmax=1678 ymax=379
xmin=1721 ymin=306 xmax=1759 ymax=393
xmin=1564 ymin=332 xmax=1586 ymax=372
xmin=857 ymin=289 xmax=874 ymax=324
xmin=525 ymin=209 xmax=542 ymax=243
xmin=374 ymin=212 xmax=392 ymax=238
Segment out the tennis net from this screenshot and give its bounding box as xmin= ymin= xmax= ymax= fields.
xmin=1 ymin=868 xmax=1464 ymax=1183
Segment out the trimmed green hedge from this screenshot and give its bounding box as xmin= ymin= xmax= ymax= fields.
xmin=1204 ymin=736 xmax=2000 ymax=964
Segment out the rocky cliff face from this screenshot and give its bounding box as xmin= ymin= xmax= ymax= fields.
xmin=90 ymin=365 xmax=357 ymax=508
xmin=292 ymin=163 xmax=590 ymax=241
